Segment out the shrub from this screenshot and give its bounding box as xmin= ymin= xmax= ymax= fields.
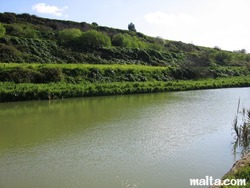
xmin=39 ymin=67 xmax=63 ymax=82
xmin=0 ymin=23 xmax=6 ymax=38
xmin=80 ymin=30 xmax=111 ymax=47
xmin=0 ymin=12 xmax=17 ymax=23
xmin=112 ymin=33 xmax=132 ymax=47
xmin=0 ymin=43 xmax=22 ymax=62
xmin=112 ymin=33 xmax=146 ymax=48
xmin=58 ymin=28 xmax=82 ymax=43
xmin=5 ymin=24 xmax=38 ymax=38
xmin=213 ymin=51 xmax=232 ymax=65
xmin=0 ymin=67 xmax=42 ymax=83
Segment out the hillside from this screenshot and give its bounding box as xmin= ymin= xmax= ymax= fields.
xmin=0 ymin=12 xmax=250 ymax=102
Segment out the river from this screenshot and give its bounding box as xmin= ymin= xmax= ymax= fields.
xmin=0 ymin=87 xmax=250 ymax=188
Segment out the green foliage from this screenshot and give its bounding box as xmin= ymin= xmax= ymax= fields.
xmin=0 ymin=12 xmax=17 ymax=23
xmin=210 ymin=65 xmax=249 ymax=78
xmin=112 ymin=33 xmax=146 ymax=48
xmin=147 ymin=43 xmax=164 ymax=51
xmin=0 ymin=36 xmax=65 ymax=63
xmin=234 ymin=49 xmax=247 ymax=54
xmin=232 ymin=104 xmax=250 ymax=157
xmin=0 ymin=23 xmax=6 ymax=38
xmin=39 ymin=67 xmax=63 ymax=82
xmin=0 ymin=63 xmax=172 ymax=83
xmin=0 ymin=12 xmax=250 ymax=78
xmin=222 ymin=166 xmax=250 ymax=188
xmin=58 ymin=28 xmax=82 ymax=43
xmin=213 ymin=51 xmax=232 ymax=65
xmin=130 ymin=36 xmax=147 ymax=48
xmin=91 ymin=22 xmax=98 ymax=27
xmin=0 ymin=75 xmax=250 ymax=102
xmin=80 ymin=30 xmax=111 ymax=47
xmin=0 ymin=43 xmax=22 ymax=62
xmin=112 ymin=33 xmax=131 ymax=47
xmin=0 ymin=66 xmax=42 ymax=83
xmin=5 ymin=23 xmax=38 ymax=38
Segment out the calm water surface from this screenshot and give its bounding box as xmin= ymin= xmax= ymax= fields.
xmin=0 ymin=88 xmax=250 ymax=188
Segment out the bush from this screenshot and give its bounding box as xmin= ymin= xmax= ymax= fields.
xmin=0 ymin=67 xmax=42 ymax=83
xmin=112 ymin=33 xmax=146 ymax=48
xmin=58 ymin=28 xmax=82 ymax=43
xmin=213 ymin=51 xmax=232 ymax=65
xmin=39 ymin=67 xmax=63 ymax=82
xmin=80 ymin=30 xmax=111 ymax=47
xmin=0 ymin=12 xmax=17 ymax=23
xmin=0 ymin=43 xmax=22 ymax=62
xmin=0 ymin=23 xmax=6 ymax=38
xmin=5 ymin=24 xmax=38 ymax=38
xmin=112 ymin=33 xmax=131 ymax=47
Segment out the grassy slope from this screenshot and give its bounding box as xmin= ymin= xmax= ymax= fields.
xmin=0 ymin=12 xmax=250 ymax=68
xmin=0 ymin=13 xmax=250 ymax=102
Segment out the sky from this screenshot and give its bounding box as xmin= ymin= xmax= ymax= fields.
xmin=0 ymin=0 xmax=250 ymax=52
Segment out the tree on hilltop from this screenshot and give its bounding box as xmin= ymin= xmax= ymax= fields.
xmin=128 ymin=22 xmax=136 ymax=32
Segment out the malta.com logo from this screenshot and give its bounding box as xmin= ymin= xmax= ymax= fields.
xmin=190 ymin=176 xmax=246 ymax=187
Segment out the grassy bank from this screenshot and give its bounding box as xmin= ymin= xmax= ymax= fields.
xmin=0 ymin=63 xmax=249 ymax=83
xmin=220 ymin=154 xmax=250 ymax=188
xmin=213 ymin=106 xmax=250 ymax=188
xmin=0 ymin=63 xmax=173 ymax=83
xmin=0 ymin=76 xmax=250 ymax=102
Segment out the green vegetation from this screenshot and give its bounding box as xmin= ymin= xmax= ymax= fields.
xmin=0 ymin=12 xmax=249 ymax=102
xmin=80 ymin=30 xmax=111 ymax=47
xmin=58 ymin=28 xmax=82 ymax=43
xmin=232 ymin=104 xmax=250 ymax=157
xmin=0 ymin=12 xmax=249 ymax=67
xmin=218 ymin=106 xmax=250 ymax=188
xmin=112 ymin=33 xmax=146 ymax=48
xmin=0 ymin=22 xmax=5 ymax=38
xmin=0 ymin=71 xmax=250 ymax=102
xmin=222 ymin=166 xmax=250 ymax=188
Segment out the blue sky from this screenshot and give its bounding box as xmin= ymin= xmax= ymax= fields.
xmin=1 ymin=0 xmax=250 ymax=52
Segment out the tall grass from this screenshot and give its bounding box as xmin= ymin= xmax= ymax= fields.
xmin=232 ymin=99 xmax=250 ymax=157
xmin=0 ymin=76 xmax=250 ymax=102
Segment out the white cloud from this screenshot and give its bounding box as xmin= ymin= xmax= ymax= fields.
xmin=32 ymin=3 xmax=68 ymax=16
xmin=143 ymin=0 xmax=250 ymax=52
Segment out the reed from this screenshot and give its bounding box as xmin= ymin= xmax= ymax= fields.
xmin=232 ymin=99 xmax=250 ymax=157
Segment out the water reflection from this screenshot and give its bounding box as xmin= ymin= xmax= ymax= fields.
xmin=0 ymin=88 xmax=250 ymax=188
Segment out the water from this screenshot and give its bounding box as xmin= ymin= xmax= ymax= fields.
xmin=0 ymin=88 xmax=249 ymax=188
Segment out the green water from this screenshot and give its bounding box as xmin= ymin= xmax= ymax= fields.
xmin=0 ymin=88 xmax=250 ymax=188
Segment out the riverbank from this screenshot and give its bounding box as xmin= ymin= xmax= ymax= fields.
xmin=0 ymin=75 xmax=250 ymax=102
xmin=0 ymin=63 xmax=249 ymax=102
xmin=211 ymin=153 xmax=250 ymax=188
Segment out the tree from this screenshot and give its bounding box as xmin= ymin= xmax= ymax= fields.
xmin=234 ymin=49 xmax=247 ymax=54
xmin=91 ymin=22 xmax=98 ymax=27
xmin=128 ymin=22 xmax=136 ymax=32
xmin=0 ymin=23 xmax=6 ymax=38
